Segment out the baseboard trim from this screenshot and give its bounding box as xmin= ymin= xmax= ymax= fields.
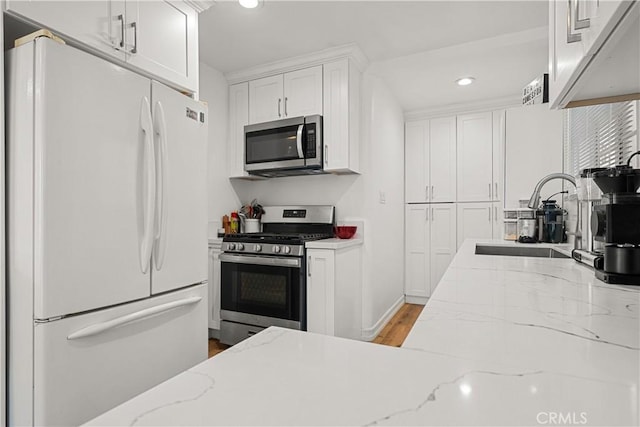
xmin=361 ymin=295 xmax=406 ymax=342
xmin=405 ymin=295 xmax=429 ymax=305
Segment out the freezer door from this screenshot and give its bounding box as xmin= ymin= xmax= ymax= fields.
xmin=32 ymin=284 xmax=207 ymax=426
xmin=27 ymin=39 xmax=154 ymax=318
xmin=150 ymin=81 xmax=208 ymax=294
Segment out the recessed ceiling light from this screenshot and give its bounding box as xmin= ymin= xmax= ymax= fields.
xmin=239 ymin=0 xmax=259 ymax=8
xmin=456 ymin=77 xmax=475 ymax=86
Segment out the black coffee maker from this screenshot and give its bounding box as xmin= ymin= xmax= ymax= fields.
xmin=591 ymin=165 xmax=640 ymax=285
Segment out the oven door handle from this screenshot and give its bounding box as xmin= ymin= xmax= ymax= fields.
xmin=220 ymin=253 xmax=301 ymax=268
xmin=296 ymin=124 xmax=304 ymax=159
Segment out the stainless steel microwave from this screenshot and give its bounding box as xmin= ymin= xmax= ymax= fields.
xmin=244 ymin=115 xmax=323 ymax=177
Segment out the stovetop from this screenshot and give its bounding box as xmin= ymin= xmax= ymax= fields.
xmin=223 ymin=232 xmax=333 ymax=245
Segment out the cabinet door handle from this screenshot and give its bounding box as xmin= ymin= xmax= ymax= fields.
xmin=574 ymin=0 xmax=590 ymax=30
xmin=431 ymin=208 xmax=434 ymax=221
xmin=278 ymin=98 xmax=282 ymax=118
xmin=129 ymin=21 xmax=138 ymax=54
xmin=426 ymin=208 xmax=429 ymax=221
xmin=431 ymin=185 xmax=435 ymax=200
xmin=494 ymin=182 xmax=498 ymax=200
xmin=284 ymin=97 xmax=288 ymax=116
xmin=324 ymin=145 xmax=328 ymax=165
xmin=308 ymin=256 xmax=311 ymax=277
xmin=117 ymin=14 xmax=125 ymax=48
xmin=426 ymin=186 xmax=429 ymax=201
xmin=567 ymin=0 xmax=583 ymax=43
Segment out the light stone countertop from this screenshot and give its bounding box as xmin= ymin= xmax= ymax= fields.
xmin=305 ymin=236 xmax=363 ymax=250
xmin=85 ymin=239 xmax=639 ymax=426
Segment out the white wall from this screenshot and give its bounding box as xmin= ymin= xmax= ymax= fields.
xmin=504 ymin=103 xmax=564 ymax=207
xmin=198 ymin=62 xmax=241 ymax=235
xmin=229 ymin=73 xmax=406 ymax=338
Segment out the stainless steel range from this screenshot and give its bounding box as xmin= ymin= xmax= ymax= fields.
xmin=219 ymin=205 xmax=335 ymax=345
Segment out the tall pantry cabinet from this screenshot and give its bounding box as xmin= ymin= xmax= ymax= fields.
xmin=405 ymin=110 xmax=504 ymax=303
xmin=404 ymin=118 xmax=457 ymax=302
xmin=455 ymin=110 xmax=504 ymax=247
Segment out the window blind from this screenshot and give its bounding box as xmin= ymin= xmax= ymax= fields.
xmin=564 ymin=100 xmax=638 ymax=176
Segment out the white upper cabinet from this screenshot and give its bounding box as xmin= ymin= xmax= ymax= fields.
xmin=5 ymin=0 xmax=199 ymax=93
xmin=457 ymin=112 xmax=494 ymax=202
xmin=322 ymin=59 xmax=360 ymax=174
xmin=248 ymin=66 xmax=322 ymax=124
xmin=124 ymin=1 xmax=198 ymax=92
xmin=249 ymin=74 xmax=284 ymax=124
xmin=6 ymin=1 xmax=126 ymax=61
xmin=227 ymin=83 xmax=251 ymax=178
xmin=405 ymin=121 xmax=429 ymax=203
xmin=283 ymin=66 xmax=323 ymax=118
xmin=429 ymin=117 xmax=457 ymax=203
xmin=405 ymin=117 xmax=456 ymax=203
xmin=549 ymin=0 xmax=639 ymax=108
xmin=227 ymin=47 xmax=364 ymax=177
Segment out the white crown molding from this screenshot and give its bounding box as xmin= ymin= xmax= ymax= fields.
xmin=404 ymin=95 xmax=523 ymax=121
xmin=225 ymin=43 xmax=369 ymax=84
xmin=184 ymin=0 xmax=215 ymax=13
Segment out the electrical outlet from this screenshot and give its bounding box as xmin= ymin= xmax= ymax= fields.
xmin=379 ymin=191 xmax=386 ymax=204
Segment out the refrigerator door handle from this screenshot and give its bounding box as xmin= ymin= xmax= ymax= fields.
xmin=66 ymin=296 xmax=202 ymax=340
xmin=152 ymin=101 xmax=169 ymax=270
xmin=139 ymin=97 xmax=156 ymax=274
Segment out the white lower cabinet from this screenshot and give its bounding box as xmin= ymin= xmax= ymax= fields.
xmin=208 ymin=242 xmax=221 ymax=331
xmin=306 ymin=244 xmax=362 ymax=340
xmin=405 ymin=204 xmax=456 ymax=301
xmin=457 ymin=202 xmax=502 ymax=249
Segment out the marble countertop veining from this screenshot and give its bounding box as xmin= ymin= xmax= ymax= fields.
xmin=84 ymin=239 xmax=640 ymax=427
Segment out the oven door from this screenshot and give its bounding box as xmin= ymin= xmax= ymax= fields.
xmin=219 ymin=253 xmax=305 ymax=329
xmin=244 ymin=116 xmax=305 ymax=172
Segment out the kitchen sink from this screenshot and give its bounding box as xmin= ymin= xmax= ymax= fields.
xmin=475 ymin=244 xmax=570 ymax=259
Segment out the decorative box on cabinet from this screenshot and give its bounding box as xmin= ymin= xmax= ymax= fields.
xmin=5 ymin=0 xmax=200 ymax=93
xmin=405 ymin=204 xmax=456 ymax=302
xmin=208 ymin=241 xmax=222 ymax=334
xmin=549 ymin=0 xmax=639 ymax=108
xmin=405 ymin=117 xmax=456 ymax=203
xmin=306 ymin=241 xmax=362 ymax=340
xmin=248 ymin=66 xmax=323 ymax=124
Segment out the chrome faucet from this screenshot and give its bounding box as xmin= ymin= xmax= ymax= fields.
xmin=527 ymin=173 xmax=582 ymax=250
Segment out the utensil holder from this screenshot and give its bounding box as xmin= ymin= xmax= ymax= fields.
xmin=244 ymin=219 xmax=261 ymax=233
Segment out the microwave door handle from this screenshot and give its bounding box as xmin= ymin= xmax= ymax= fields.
xmin=296 ymin=124 xmax=304 ymax=159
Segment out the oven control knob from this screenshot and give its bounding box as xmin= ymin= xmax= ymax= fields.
xmin=228 ymin=243 xmax=236 ymax=251
xmin=283 ymin=246 xmax=291 ymax=254
xmin=255 ymin=244 xmax=262 ymax=252
xmin=273 ymin=245 xmax=281 ymax=253
xmin=237 ymin=243 xmax=244 ymax=251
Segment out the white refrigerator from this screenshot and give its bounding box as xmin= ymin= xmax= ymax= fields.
xmin=6 ymin=37 xmax=208 ymax=426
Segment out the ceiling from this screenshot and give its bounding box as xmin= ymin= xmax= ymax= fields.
xmin=198 ymin=1 xmax=550 ymax=112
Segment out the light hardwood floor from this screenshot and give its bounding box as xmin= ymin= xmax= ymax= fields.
xmin=207 ymin=303 xmax=424 ymax=358
xmin=372 ymin=303 xmax=424 ymax=347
